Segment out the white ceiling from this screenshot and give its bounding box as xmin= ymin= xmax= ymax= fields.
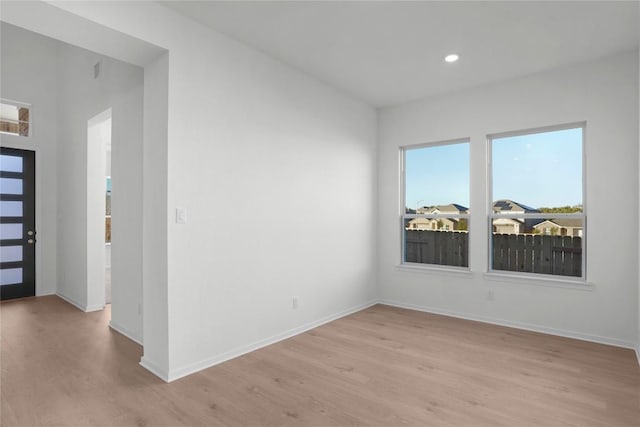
xmin=160 ymin=1 xmax=639 ymax=107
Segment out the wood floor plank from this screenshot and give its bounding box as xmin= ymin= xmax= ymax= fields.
xmin=1 ymin=296 xmax=639 ymax=426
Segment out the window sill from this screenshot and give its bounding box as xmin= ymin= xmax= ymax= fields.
xmin=483 ymin=272 xmax=594 ymax=291
xmin=396 ymin=263 xmax=474 ymax=278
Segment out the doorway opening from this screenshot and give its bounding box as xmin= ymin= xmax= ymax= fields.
xmin=87 ymin=108 xmax=112 ymax=308
xmin=105 ymin=138 xmax=112 ymax=303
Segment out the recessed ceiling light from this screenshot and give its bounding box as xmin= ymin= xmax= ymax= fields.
xmin=444 ymin=54 xmax=459 ymax=63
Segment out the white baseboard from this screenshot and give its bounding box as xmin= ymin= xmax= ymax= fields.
xmin=379 ymin=299 xmax=636 ymax=350
xmin=140 ymin=357 xmax=169 ymax=382
xmin=56 ymin=292 xmax=104 ymax=313
xmin=36 ymin=290 xmax=56 ymax=297
xmin=85 ymin=303 xmax=105 ymax=312
xmin=164 ymin=299 xmax=378 ymax=383
xmin=109 ymin=320 xmax=143 ymax=346
xmin=636 ymin=344 xmax=640 ymax=367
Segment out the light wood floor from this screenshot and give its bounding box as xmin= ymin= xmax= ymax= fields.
xmin=2 ymin=296 xmax=639 ymax=426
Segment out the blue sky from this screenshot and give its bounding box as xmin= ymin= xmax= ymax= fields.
xmin=405 ymin=142 xmax=470 ymax=209
xmin=405 ymin=127 xmax=582 ymax=210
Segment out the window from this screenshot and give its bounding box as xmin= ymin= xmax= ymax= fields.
xmin=489 ymin=124 xmax=585 ymax=278
xmin=402 ymin=140 xmax=470 ymax=268
xmin=0 ymin=100 xmax=30 ymax=137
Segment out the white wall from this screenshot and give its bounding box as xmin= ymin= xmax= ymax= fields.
xmin=55 ymin=39 xmax=144 ymax=339
xmin=35 ymin=2 xmax=378 ymax=380
xmin=106 ymin=61 xmax=144 ymax=343
xmin=141 ymin=52 xmax=170 ymax=372
xmin=165 ymin=44 xmax=377 ymax=379
xmin=378 ymin=51 xmax=639 ymax=348
xmin=0 ymin=23 xmax=58 ymax=296
xmin=164 ymin=8 xmax=378 ymax=381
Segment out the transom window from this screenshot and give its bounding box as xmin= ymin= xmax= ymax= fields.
xmin=489 ymin=124 xmax=585 ymax=278
xmin=401 ymin=140 xmax=470 ymax=268
xmin=0 ymin=100 xmax=30 ymax=137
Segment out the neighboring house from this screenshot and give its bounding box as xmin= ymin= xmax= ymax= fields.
xmin=533 ymin=218 xmax=583 ymax=237
xmin=408 ymin=204 xmax=468 ymax=231
xmin=492 ymin=217 xmax=526 ymax=234
xmin=410 ymin=200 xmax=580 ymax=235
xmin=492 ymin=200 xmax=542 ymax=234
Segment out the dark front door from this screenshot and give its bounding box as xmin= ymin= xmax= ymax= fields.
xmin=1 ymin=147 xmax=35 ymax=300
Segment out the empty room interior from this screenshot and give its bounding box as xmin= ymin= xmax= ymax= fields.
xmin=1 ymin=1 xmax=639 ymax=425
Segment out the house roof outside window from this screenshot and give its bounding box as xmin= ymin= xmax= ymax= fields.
xmin=492 ymin=199 xmax=540 ymax=214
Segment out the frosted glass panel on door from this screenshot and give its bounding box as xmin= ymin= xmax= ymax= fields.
xmin=0 ymin=201 xmax=22 ymax=217
xmin=0 ymin=155 xmax=22 ymax=173
xmin=0 ymin=268 xmax=22 ymax=286
xmin=0 ymin=223 xmax=22 ymax=240
xmin=0 ymin=178 xmax=23 ymax=195
xmin=0 ymin=246 xmax=22 ymax=263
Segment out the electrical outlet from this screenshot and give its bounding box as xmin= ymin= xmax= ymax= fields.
xmin=292 ymin=296 xmax=299 ymax=309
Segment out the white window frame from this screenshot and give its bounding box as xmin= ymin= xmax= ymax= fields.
xmin=487 ymin=122 xmax=587 ymax=281
xmin=400 ymin=138 xmax=471 ymax=270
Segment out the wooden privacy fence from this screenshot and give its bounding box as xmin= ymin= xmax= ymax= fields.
xmin=405 ymin=230 xmax=582 ymax=277
xmin=405 ymin=230 xmax=468 ymax=267
xmin=492 ymin=233 xmax=581 ymax=277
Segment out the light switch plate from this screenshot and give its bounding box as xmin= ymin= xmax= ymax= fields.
xmin=176 ymin=207 xmax=187 ymax=224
